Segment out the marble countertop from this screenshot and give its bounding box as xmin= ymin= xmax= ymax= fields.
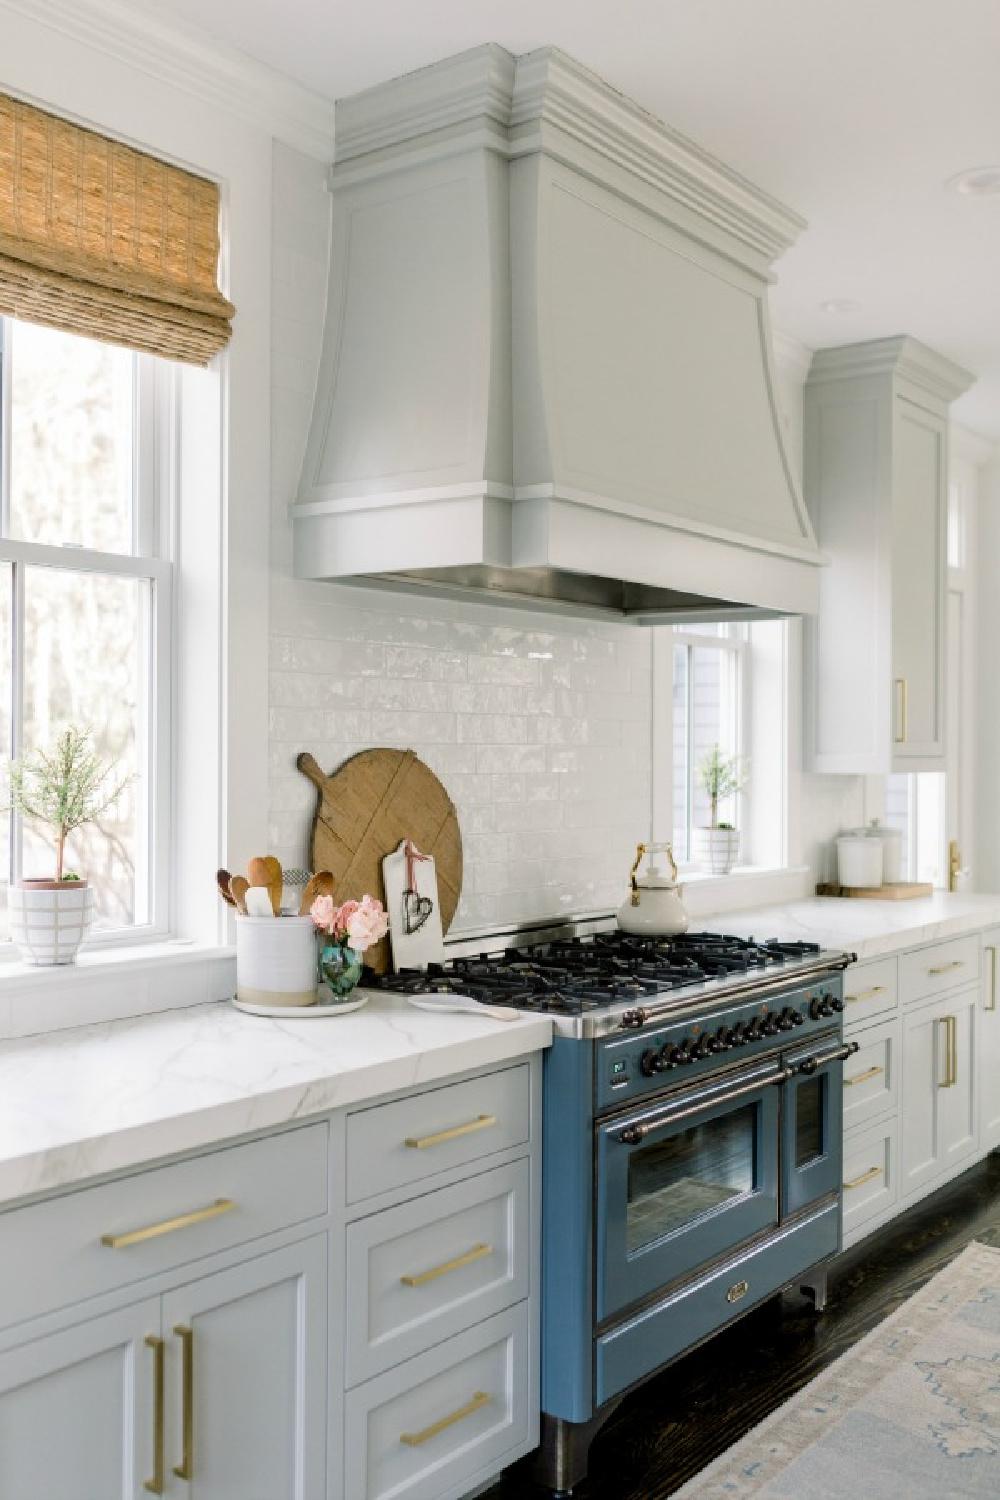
xmin=0 ymin=994 xmax=551 ymax=1209
xmin=700 ymin=891 xmax=1000 ymax=962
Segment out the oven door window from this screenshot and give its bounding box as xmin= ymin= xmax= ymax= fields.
xmin=596 ymin=1081 xmax=780 ymax=1323
xmin=626 ymin=1105 xmax=756 ymax=1253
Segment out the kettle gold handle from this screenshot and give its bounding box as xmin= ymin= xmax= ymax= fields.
xmin=629 ymin=841 xmax=679 ymax=905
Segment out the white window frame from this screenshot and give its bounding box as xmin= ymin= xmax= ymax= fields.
xmin=0 ymin=324 xmax=174 ymax=950
xmin=669 ymin=624 xmax=750 ymax=868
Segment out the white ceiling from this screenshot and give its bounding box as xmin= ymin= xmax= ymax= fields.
xmin=141 ymin=0 xmax=1000 ymax=442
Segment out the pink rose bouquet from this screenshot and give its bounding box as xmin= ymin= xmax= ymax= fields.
xmin=310 ymin=892 xmax=388 ymax=953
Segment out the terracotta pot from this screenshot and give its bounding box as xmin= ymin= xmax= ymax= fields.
xmin=8 ymin=879 xmax=94 ymax=965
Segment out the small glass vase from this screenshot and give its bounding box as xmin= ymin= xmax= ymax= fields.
xmin=317 ymin=942 xmax=364 ymax=999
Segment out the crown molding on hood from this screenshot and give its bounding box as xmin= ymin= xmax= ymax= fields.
xmin=0 ymin=0 xmax=336 ymax=158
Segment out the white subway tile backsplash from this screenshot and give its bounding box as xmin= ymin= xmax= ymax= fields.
xmin=269 ymin=143 xmax=654 ymax=933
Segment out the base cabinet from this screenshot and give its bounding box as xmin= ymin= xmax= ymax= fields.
xmin=979 ymin=929 xmax=1000 ymax=1152
xmin=900 ymin=990 xmax=978 ymax=1199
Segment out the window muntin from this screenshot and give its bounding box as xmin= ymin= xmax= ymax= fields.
xmin=0 ymin=317 xmax=169 ymax=946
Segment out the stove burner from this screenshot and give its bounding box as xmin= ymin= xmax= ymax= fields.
xmin=366 ymin=930 xmax=824 ymax=1016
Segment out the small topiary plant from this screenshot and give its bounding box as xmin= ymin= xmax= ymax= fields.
xmin=7 ymin=725 xmax=132 ymax=882
xmin=697 ymin=744 xmax=747 ymax=829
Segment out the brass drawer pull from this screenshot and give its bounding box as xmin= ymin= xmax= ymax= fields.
xmin=144 ymin=1336 xmax=165 ymax=1494
xmin=894 ymin=677 xmax=908 ymax=743
xmin=173 ymin=1325 xmax=194 ymax=1480
xmin=400 ymin=1390 xmax=490 ymax=1447
xmin=405 ymin=1115 xmax=497 ymax=1150
xmin=401 ymin=1242 xmax=492 ymax=1287
xmin=937 ymin=1014 xmax=958 ymax=1088
xmin=847 ymin=985 xmax=887 ymax=1003
xmin=844 ymin=1065 xmax=884 ymax=1088
xmin=101 ymin=1198 xmax=236 ymax=1248
xmin=844 ymin=1165 xmax=883 ymax=1191
xmin=987 ymin=945 xmax=997 ymax=1013
xmin=928 ymin=960 xmax=965 ymax=976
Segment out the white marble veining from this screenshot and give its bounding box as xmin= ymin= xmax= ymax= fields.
xmin=701 ymin=892 xmax=1000 ymax=962
xmin=0 ymin=996 xmax=551 ymax=1208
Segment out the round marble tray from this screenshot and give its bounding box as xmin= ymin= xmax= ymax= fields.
xmin=231 ymin=990 xmax=369 ymax=1019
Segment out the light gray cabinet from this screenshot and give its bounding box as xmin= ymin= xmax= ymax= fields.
xmin=900 ymin=988 xmax=978 ymax=1198
xmin=979 ymin=928 xmax=1000 ymax=1152
xmin=804 ymin=336 xmax=972 ymax=774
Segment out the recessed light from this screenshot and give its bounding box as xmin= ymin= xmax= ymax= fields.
xmin=820 ymin=299 xmax=861 ymax=315
xmin=947 ymin=166 xmax=1000 ymax=196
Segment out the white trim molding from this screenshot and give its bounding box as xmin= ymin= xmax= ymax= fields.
xmin=0 ymin=0 xmax=336 ymax=159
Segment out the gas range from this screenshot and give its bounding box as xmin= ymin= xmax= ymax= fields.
xmin=365 ymin=924 xmax=852 ymax=1040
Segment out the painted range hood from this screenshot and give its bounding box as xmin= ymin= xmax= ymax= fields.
xmin=292 ymin=45 xmax=823 ymax=621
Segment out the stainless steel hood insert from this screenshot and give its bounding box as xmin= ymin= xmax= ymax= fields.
xmin=293 ymin=45 xmax=822 ymax=621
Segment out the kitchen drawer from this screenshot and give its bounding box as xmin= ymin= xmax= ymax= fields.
xmin=0 ymin=1123 xmax=328 ymax=1329
xmin=343 ymin=1303 xmax=530 ymax=1500
xmin=346 ymin=1160 xmax=529 ymax=1387
xmin=898 ymin=934 xmax=979 ymax=1006
xmin=346 ymin=1065 xmax=530 ymax=1206
xmin=843 ymin=957 xmax=898 ymax=1029
xmin=842 ymin=1016 xmax=899 ymax=1131
xmin=842 ymin=1119 xmax=897 ymax=1244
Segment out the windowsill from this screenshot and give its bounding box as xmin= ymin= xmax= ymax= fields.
xmin=0 ymin=940 xmax=236 ymax=1043
xmin=679 ymin=864 xmax=813 ymax=920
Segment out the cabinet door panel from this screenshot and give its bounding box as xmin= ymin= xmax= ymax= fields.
xmin=163 ymin=1235 xmax=327 ymax=1500
xmin=980 ymin=932 xmax=1000 ymax=1151
xmin=936 ymin=993 xmax=977 ymax=1168
xmin=890 ymin=401 xmax=946 ymax=762
xmin=900 ymin=1005 xmax=941 ymax=1197
xmin=0 ymin=1299 xmax=158 ymax=1500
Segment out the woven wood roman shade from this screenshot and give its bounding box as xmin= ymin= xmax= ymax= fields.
xmin=0 ymin=93 xmax=235 ymax=364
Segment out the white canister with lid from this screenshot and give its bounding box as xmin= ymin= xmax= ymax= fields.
xmin=836 ymin=829 xmax=883 ymax=888
xmin=867 ymin=819 xmax=904 ymax=884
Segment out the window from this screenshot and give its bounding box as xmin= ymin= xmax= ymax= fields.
xmin=670 ymin=623 xmax=747 ymax=865
xmin=0 ymin=318 xmax=172 ymax=946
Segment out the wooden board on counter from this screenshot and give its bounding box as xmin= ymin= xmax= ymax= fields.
xmin=297 ymin=749 xmax=463 ymax=974
xmin=816 ymin=882 xmax=934 ymax=900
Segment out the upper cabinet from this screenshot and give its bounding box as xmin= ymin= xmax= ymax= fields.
xmin=803 ymin=337 xmax=973 ymax=774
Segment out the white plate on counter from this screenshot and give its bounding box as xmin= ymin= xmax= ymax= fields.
xmin=232 ymin=990 xmax=369 ymax=1018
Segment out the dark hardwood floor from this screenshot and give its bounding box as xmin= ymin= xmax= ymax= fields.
xmin=487 ymin=1151 xmax=1000 ymax=1499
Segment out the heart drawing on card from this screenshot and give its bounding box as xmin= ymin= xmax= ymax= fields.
xmin=403 ymin=889 xmax=434 ymax=935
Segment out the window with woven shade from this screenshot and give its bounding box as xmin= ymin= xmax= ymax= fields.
xmin=0 ymin=93 xmax=234 ymax=364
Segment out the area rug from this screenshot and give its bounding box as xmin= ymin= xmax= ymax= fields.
xmin=676 ymin=1241 xmax=1000 ymax=1497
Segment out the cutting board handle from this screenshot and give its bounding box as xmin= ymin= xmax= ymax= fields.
xmin=296 ymin=751 xmax=327 ymax=790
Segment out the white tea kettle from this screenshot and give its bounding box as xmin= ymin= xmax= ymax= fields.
xmin=617 ymin=842 xmax=689 ymax=937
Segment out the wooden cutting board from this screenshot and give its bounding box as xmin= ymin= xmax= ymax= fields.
xmin=815 ymin=882 xmax=934 ymax=900
xmin=297 ymin=748 xmax=463 ymax=974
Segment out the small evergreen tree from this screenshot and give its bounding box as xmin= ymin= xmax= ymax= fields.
xmin=7 ymin=726 xmax=131 ymax=881
xmin=697 ymin=744 xmax=746 ymax=829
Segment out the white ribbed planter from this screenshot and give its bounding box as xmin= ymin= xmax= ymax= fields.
xmin=691 ymin=828 xmax=740 ymax=876
xmin=8 ymin=880 xmax=95 ymax=965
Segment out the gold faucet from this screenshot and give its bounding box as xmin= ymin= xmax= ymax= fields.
xmin=948 ymin=841 xmax=962 ymax=893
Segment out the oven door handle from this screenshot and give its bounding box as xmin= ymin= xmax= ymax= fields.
xmin=617 ymin=1065 xmax=795 ymax=1145
xmin=796 ymin=1041 xmax=860 ymax=1076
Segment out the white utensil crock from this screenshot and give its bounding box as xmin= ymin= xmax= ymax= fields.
xmin=235 ymin=914 xmax=317 ymax=1007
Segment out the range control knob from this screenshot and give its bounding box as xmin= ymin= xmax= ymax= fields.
xmin=731 ymin=1022 xmax=749 ymax=1046
xmin=831 ymin=996 xmax=845 ymax=1013
xmin=691 ymin=1036 xmax=711 ymax=1060
xmin=640 ymin=1048 xmax=664 ymax=1076
xmin=762 ymin=1012 xmax=780 ymax=1036
xmin=809 ymin=994 xmax=835 ymax=1020
xmin=678 ymin=1041 xmax=696 ymax=1065
xmin=791 ymin=1009 xmax=805 ymax=1026
xmin=777 ymin=1007 xmax=797 ymax=1031
xmin=716 ymin=1027 xmax=734 ymax=1050
xmin=745 ymin=1017 xmax=763 ymax=1041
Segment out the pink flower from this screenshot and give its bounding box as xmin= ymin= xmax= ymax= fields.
xmin=344 ymin=894 xmax=389 ymax=952
xmin=309 ymin=893 xmax=338 ymax=935
xmin=334 ymin=899 xmax=360 ymax=936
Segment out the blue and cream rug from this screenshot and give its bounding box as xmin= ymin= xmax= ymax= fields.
xmin=677 ymin=1241 xmax=1000 ymax=1497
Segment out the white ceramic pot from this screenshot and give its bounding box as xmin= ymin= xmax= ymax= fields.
xmin=691 ymin=827 xmax=740 ymax=876
xmin=836 ymin=834 xmax=883 ymax=888
xmin=235 ymin=914 xmax=318 ymax=1007
xmin=8 ymin=880 xmax=95 ymax=965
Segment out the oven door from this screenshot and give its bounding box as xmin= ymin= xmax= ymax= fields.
xmin=595 ymin=1057 xmax=786 ymax=1323
xmin=781 ymin=1031 xmax=854 ymax=1218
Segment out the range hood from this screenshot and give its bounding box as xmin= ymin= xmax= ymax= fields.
xmin=292 ymin=45 xmax=823 ymax=622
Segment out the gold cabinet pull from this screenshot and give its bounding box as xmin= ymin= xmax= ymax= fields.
xmin=843 ymin=1165 xmax=883 ymax=1191
xmin=405 ymin=1115 xmax=497 ymax=1150
xmin=173 ymin=1325 xmax=194 ymax=1480
xmin=846 ymin=985 xmax=887 ymax=1004
xmin=400 ymin=1390 xmax=490 ymax=1447
xmin=987 ymin=946 xmax=997 ymax=1013
xmin=937 ymin=1015 xmax=957 ymax=1088
xmin=401 ymin=1242 xmax=492 ymax=1288
xmin=144 ymin=1336 xmax=165 ymax=1495
xmin=928 ymin=960 xmax=964 ymax=976
xmin=101 ymin=1198 xmax=235 ymax=1248
xmin=894 ymin=677 xmax=908 ymax=743
xmin=844 ymin=1065 xmax=884 ymax=1088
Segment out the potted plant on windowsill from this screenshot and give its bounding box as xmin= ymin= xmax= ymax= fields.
xmin=5 ymin=726 xmax=131 ymax=965
xmin=691 ymin=744 xmax=746 ymax=876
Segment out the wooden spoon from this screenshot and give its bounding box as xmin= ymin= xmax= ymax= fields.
xmin=298 ymin=870 xmax=335 ymax=916
xmin=229 ymin=875 xmax=249 ymax=914
xmin=247 ymin=856 xmax=271 ymax=892
xmin=216 ymin=868 xmax=237 ymax=907
xmin=263 ymin=856 xmax=283 ymax=917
